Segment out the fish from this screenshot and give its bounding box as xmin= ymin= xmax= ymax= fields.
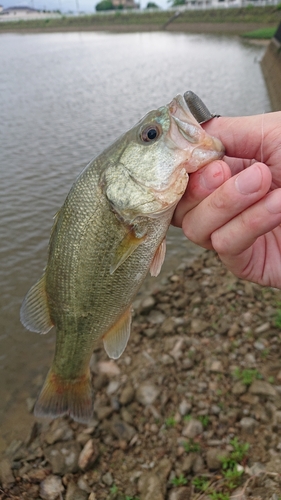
xmin=20 ymin=93 xmax=224 ymax=423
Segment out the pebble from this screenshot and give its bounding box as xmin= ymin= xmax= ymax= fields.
xmin=44 ymin=418 xmax=74 ymax=445
xmin=182 ymin=419 xmax=203 ymax=438
xmin=44 ymin=441 xmax=81 ymax=475
xmin=191 ymin=318 xmax=209 ymax=334
xmin=179 ymin=400 xmax=192 ymax=416
xmin=239 ymin=417 xmax=258 ymax=434
xmin=40 ymin=475 xmax=64 ymax=500
xmin=110 ymin=419 xmax=136 ymax=442
xmin=136 ymin=382 xmax=160 ymax=406
xmin=249 ymin=380 xmax=277 ymax=398
xmin=98 ymin=360 xmax=121 ymax=376
xmin=78 ymin=439 xmax=99 ymax=470
xmin=0 ymin=458 xmax=14 ymax=487
xmin=102 ymin=471 xmax=113 ymax=486
xmin=119 ymin=384 xmax=135 ymax=405
xmin=147 ymin=310 xmax=166 ymax=324
xmin=138 ymin=472 xmax=164 ymax=500
xmin=168 ymin=486 xmax=191 ymax=500
xmin=65 ymin=481 xmax=88 ymax=500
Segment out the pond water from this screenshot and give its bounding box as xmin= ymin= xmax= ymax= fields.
xmin=0 ymin=31 xmax=270 ymax=453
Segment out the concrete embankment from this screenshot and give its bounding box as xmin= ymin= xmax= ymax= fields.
xmin=261 ymin=23 xmax=281 ymax=111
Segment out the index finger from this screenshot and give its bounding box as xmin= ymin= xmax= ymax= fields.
xmin=202 ymin=113 xmax=280 ymax=164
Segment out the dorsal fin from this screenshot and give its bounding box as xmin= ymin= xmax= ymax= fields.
xmin=20 ymin=274 xmax=53 ymax=334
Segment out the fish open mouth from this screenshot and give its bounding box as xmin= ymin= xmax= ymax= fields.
xmin=167 ymin=94 xmax=225 ymax=172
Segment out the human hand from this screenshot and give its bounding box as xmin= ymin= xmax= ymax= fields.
xmin=173 ymin=112 xmax=281 ymax=288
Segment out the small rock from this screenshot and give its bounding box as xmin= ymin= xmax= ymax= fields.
xmin=0 ymin=458 xmax=14 ymax=487
xmin=147 ymin=310 xmax=166 ymax=324
xmin=181 ymin=453 xmax=197 ymax=473
xmin=161 ymin=354 xmax=174 ymax=365
xmin=44 ymin=441 xmax=81 ymax=475
xmin=191 ymin=319 xmax=209 ymax=334
xmin=78 ymin=439 xmax=99 ymax=470
xmin=239 ymin=417 xmax=258 ymax=434
xmin=44 ymin=418 xmax=74 ymax=445
xmin=168 ymin=486 xmax=191 ymax=500
xmin=95 ymin=406 xmax=113 ymax=421
xmin=40 ymin=475 xmax=64 ymax=500
xmin=209 ymin=360 xmax=224 ymax=373
xmin=206 ymin=448 xmax=228 ymax=470
xmin=182 ymin=419 xmax=203 ymax=438
xmin=88 ymin=493 xmax=97 ymax=500
xmin=179 ymin=400 xmax=192 ymax=416
xmin=193 ymin=454 xmax=204 ymax=473
xmin=255 ymin=322 xmax=270 ymax=334
xmin=110 ymin=419 xmax=136 ymax=442
xmin=27 ymin=468 xmax=49 ymax=482
xmin=65 ymin=481 xmax=88 ymax=500
xmin=254 ymin=341 xmax=265 ymax=351
xmin=98 ymin=360 xmax=121 ymax=377
xmin=141 ymin=296 xmax=156 ymax=312
xmin=119 ymin=385 xmax=135 ymax=405
xmin=77 ymin=477 xmax=92 ymax=493
xmin=136 ymin=382 xmax=160 ymax=406
xmin=106 ymin=380 xmax=120 ymax=395
xmin=102 ymin=471 xmax=113 ymax=486
xmin=138 ymin=472 xmax=164 ymax=500
xmin=161 ymin=318 xmax=176 ymax=335
xmin=232 ymin=381 xmax=247 ymax=396
xmin=249 ymin=380 xmax=277 ymax=398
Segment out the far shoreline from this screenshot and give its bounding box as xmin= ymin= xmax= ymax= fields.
xmin=0 ymin=21 xmax=276 ymax=37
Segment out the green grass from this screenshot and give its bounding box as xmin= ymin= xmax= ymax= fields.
xmin=242 ymin=26 xmax=277 ymax=38
xmin=233 ymin=368 xmax=262 ymax=386
xmin=171 ymin=473 xmax=188 ymax=486
xmin=0 ymin=6 xmax=280 ymax=32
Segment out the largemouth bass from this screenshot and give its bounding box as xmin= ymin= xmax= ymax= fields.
xmin=20 ymin=94 xmax=224 ymax=423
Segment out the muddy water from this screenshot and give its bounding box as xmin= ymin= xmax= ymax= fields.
xmin=0 ymin=31 xmax=270 ymax=453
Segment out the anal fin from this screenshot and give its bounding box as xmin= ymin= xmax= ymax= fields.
xmin=103 ymin=307 xmax=132 ymax=359
xmin=20 ymin=274 xmax=53 ymax=334
xmin=150 ymin=238 xmax=166 ymax=277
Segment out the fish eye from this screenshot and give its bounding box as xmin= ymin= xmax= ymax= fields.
xmin=140 ymin=123 xmax=161 ymax=143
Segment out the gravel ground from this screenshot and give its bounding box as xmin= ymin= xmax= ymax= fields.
xmin=1 ymin=250 xmax=281 ymax=500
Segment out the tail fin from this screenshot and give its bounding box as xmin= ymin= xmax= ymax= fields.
xmin=34 ymin=368 xmax=93 ymax=424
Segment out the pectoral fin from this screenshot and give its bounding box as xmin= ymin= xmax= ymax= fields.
xmin=150 ymin=238 xmax=166 ymax=277
xmin=20 ymin=274 xmax=53 ymax=334
xmin=110 ymin=229 xmax=146 ymax=275
xmin=103 ymin=307 xmax=132 ymax=359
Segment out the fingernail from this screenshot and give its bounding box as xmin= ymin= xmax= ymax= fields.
xmin=265 ymin=190 xmax=281 ymax=214
xmin=235 ymin=165 xmax=262 ymax=195
xmin=199 ymin=162 xmax=225 ymax=191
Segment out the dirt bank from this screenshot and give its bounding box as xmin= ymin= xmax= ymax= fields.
xmin=1 ymin=250 xmax=281 ymax=499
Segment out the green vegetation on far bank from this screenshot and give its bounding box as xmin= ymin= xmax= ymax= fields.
xmin=242 ymin=26 xmax=277 ymax=38
xmin=0 ymin=5 xmax=280 ymax=33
